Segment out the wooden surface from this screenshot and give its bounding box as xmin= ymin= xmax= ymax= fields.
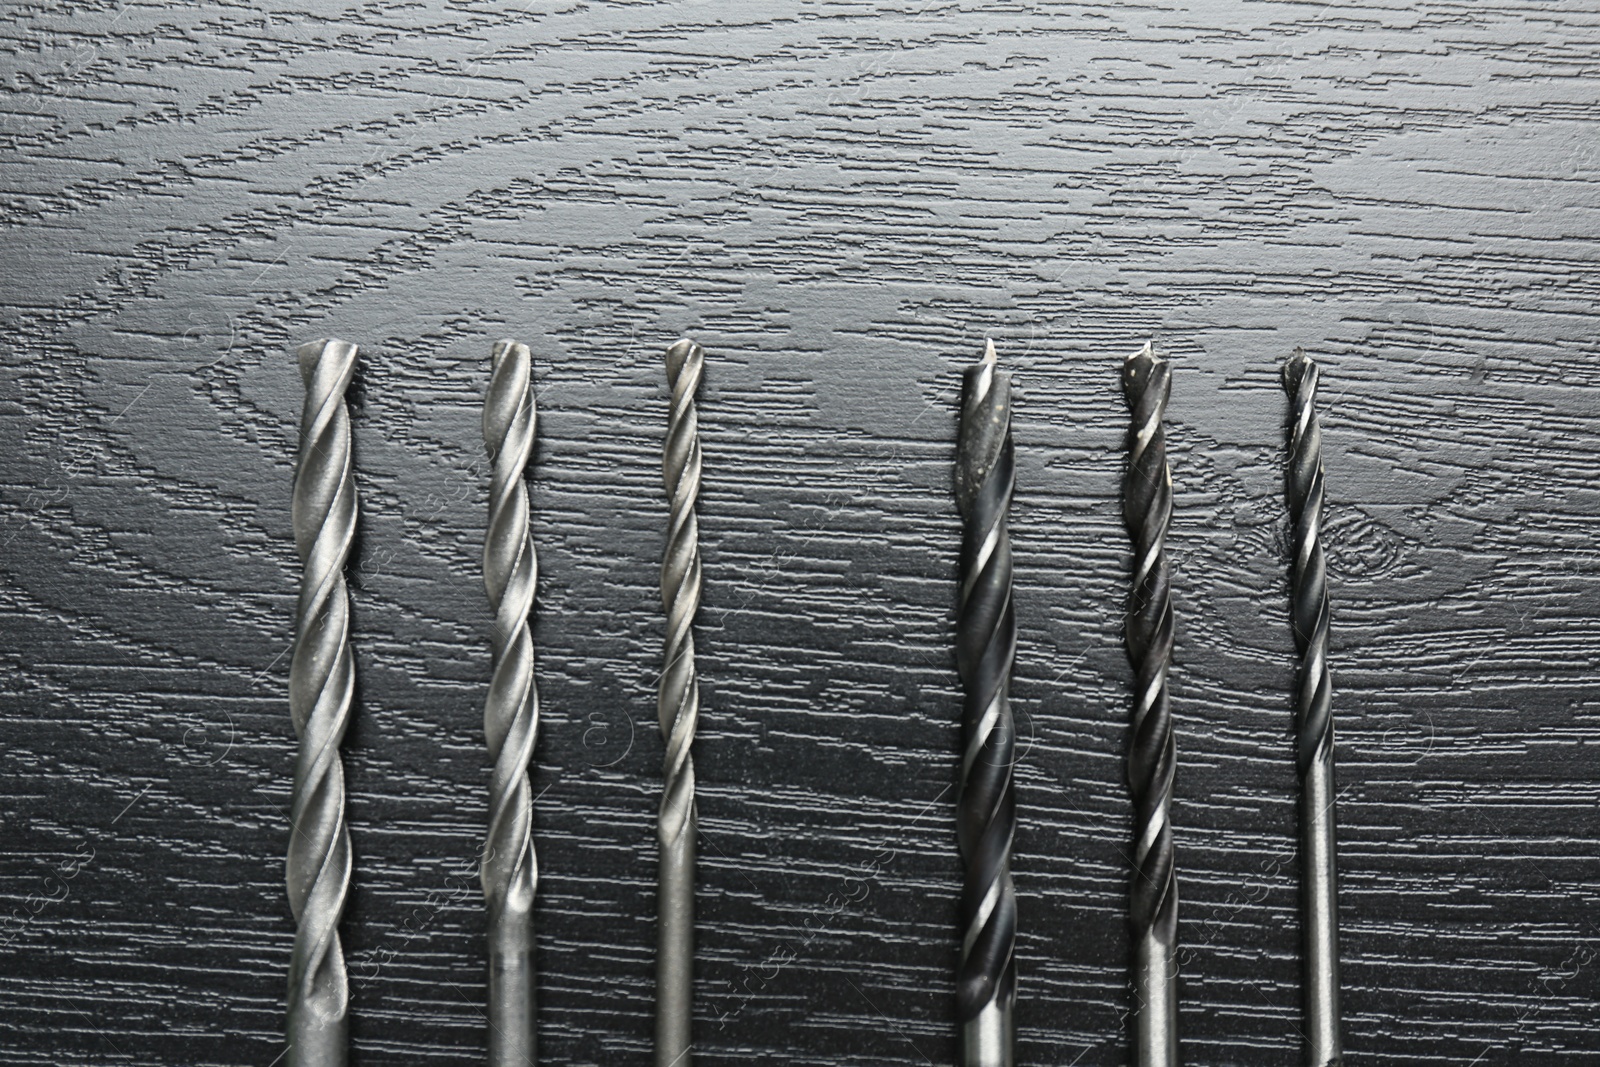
xmin=1 ymin=3 xmax=1597 ymax=1064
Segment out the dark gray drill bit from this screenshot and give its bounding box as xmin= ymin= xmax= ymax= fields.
xmin=1282 ymin=349 xmax=1342 ymax=1066
xmin=287 ymin=338 xmax=358 ymax=1067
xmin=1121 ymin=342 xmax=1179 ymax=1067
xmin=658 ymin=337 xmax=705 ymax=1067
xmin=482 ymin=339 xmax=540 ymax=1066
xmin=953 ymin=339 xmax=1017 ymax=1067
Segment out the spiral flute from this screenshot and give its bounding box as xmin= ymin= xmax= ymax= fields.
xmin=1282 ymin=348 xmax=1342 ymax=1066
xmin=658 ymin=337 xmax=704 ymax=1067
xmin=953 ymin=339 xmax=1017 ymax=1067
xmin=287 ymin=338 xmax=358 ymax=1067
xmin=482 ymin=339 xmax=540 ymax=1066
xmin=1121 ymin=342 xmax=1178 ymax=1067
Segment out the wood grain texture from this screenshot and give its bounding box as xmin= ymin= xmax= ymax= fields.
xmin=1 ymin=2 xmax=1597 ymax=1063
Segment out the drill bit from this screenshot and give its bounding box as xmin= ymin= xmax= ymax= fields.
xmin=1282 ymin=348 xmax=1343 ymax=1066
xmin=1121 ymin=342 xmax=1179 ymax=1067
xmin=482 ymin=339 xmax=540 ymax=1067
xmin=287 ymin=338 xmax=358 ymax=1067
xmin=658 ymin=337 xmax=705 ymax=1067
xmin=953 ymin=338 xmax=1017 ymax=1067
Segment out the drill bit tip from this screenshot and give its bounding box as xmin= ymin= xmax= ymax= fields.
xmin=665 ymin=337 xmax=700 ymax=377
xmin=1283 ymin=347 xmax=1318 ymax=391
xmin=982 ymin=337 xmax=998 ymax=366
xmin=1125 ymin=339 xmax=1158 ymax=363
xmin=484 ymin=340 xmax=534 ymax=443
xmin=1123 ymin=344 xmax=1168 ymax=397
xmin=296 ymin=337 xmax=356 ymax=380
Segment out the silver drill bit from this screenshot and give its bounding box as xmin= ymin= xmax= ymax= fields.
xmin=953 ymin=339 xmax=1018 ymax=1067
xmin=482 ymin=339 xmax=540 ymax=1066
xmin=1282 ymin=349 xmax=1342 ymax=1066
xmin=1121 ymin=342 xmax=1179 ymax=1067
xmin=287 ymin=338 xmax=358 ymax=1067
xmin=658 ymin=337 xmax=704 ymax=1067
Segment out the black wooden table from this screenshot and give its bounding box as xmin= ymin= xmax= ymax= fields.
xmin=2 ymin=4 xmax=1596 ymax=1064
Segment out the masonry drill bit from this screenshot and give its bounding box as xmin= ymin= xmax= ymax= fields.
xmin=287 ymin=338 xmax=358 ymax=1067
xmin=1282 ymin=348 xmax=1343 ymax=1067
xmin=658 ymin=337 xmax=705 ymax=1067
xmin=482 ymin=339 xmax=540 ymax=1067
xmin=953 ymin=338 xmax=1017 ymax=1067
xmin=1121 ymin=342 xmax=1179 ymax=1067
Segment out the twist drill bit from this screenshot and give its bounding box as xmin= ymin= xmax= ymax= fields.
xmin=287 ymin=338 xmax=358 ymax=1067
xmin=658 ymin=337 xmax=705 ymax=1067
xmin=1121 ymin=342 xmax=1179 ymax=1067
xmin=482 ymin=339 xmax=540 ymax=1067
xmin=1282 ymin=349 xmax=1343 ymax=1067
xmin=953 ymin=339 xmax=1017 ymax=1067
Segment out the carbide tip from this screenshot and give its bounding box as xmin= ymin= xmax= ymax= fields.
xmin=1124 ymin=341 xmax=1162 ymax=373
